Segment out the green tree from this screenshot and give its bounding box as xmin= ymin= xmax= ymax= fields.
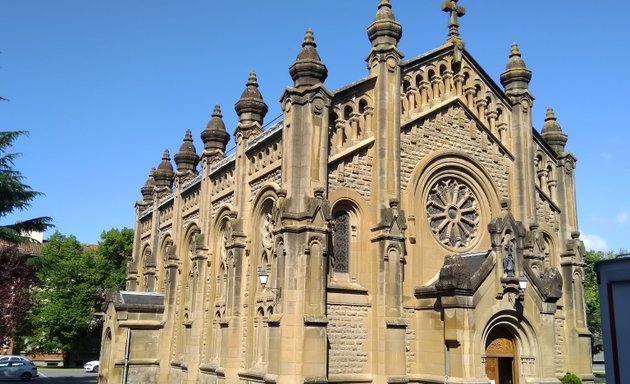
xmin=94 ymin=227 xmax=133 ymax=292
xmin=23 ymin=229 xmax=132 ymax=364
xmin=0 ymin=131 xmax=53 ymax=243
xmin=583 ymin=250 xmax=614 ymax=355
xmin=560 ymin=372 xmax=582 ymax=384
xmin=27 ymin=232 xmax=99 ymax=363
xmin=0 ymin=130 xmax=51 ymax=350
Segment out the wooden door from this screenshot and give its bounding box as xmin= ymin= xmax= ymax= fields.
xmin=485 ymin=356 xmax=499 ymax=383
xmin=485 ymin=328 xmax=516 ymax=384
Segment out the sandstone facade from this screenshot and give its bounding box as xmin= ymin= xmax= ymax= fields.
xmin=99 ymin=2 xmax=592 ymax=383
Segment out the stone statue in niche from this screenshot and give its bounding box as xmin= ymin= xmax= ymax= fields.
xmin=165 ymin=239 xmax=176 ymax=260
xmin=261 ymin=213 xmax=273 ymax=251
xmin=189 ymin=232 xmax=198 ymax=258
xmin=225 ymin=219 xmax=233 ymax=245
xmin=503 ymin=242 xmax=515 ymax=278
xmin=143 ymin=248 xmax=152 ymax=267
xmin=220 ymin=231 xmax=228 ymax=263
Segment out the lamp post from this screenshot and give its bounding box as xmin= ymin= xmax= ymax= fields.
xmin=258 ymin=270 xmax=269 ymax=288
xmin=518 ymin=274 xmax=528 ymax=300
xmin=258 ymin=270 xmax=281 ymax=304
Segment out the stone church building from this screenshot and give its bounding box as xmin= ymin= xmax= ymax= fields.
xmin=99 ymin=1 xmax=593 ymax=383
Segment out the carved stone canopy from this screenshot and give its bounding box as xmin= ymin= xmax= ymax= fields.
xmin=434 ymin=250 xmax=493 ymax=295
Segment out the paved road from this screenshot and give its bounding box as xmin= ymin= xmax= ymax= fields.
xmin=0 ymin=368 xmax=98 ymax=383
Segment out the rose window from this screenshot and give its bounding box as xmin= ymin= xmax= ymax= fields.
xmin=426 ymin=178 xmax=480 ymax=249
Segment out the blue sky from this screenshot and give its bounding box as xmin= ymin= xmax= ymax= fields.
xmin=1 ymin=1 xmax=628 ymax=252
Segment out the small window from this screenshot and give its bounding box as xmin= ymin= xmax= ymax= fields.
xmin=333 ymin=211 xmax=350 ymax=273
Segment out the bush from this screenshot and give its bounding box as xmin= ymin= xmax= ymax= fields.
xmin=560 ymin=372 xmax=582 ymax=384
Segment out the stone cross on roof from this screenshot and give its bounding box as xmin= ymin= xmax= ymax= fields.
xmin=442 ymin=0 xmax=465 ymax=44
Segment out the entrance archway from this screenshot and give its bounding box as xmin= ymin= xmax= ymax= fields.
xmin=485 ymin=327 xmax=517 ymax=384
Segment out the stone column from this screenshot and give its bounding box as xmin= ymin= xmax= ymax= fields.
xmin=500 ymin=43 xmax=537 ymax=227
xmin=366 ymin=2 xmax=407 ymax=381
xmin=274 ymin=29 xmax=332 ymax=383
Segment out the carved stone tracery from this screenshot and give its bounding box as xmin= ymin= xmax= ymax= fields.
xmin=332 ymin=211 xmax=350 ymax=273
xmin=426 ymin=178 xmax=480 ymax=249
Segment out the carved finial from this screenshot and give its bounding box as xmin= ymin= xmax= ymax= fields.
xmin=159 ymin=149 xmax=171 ymax=166
xmin=303 ymin=28 xmax=315 ymax=46
xmin=246 ymin=71 xmax=258 ymax=88
xmin=367 ymin=0 xmax=402 ymax=49
xmin=174 ymin=128 xmax=199 ymax=174
xmin=201 ymin=104 xmax=230 ymax=154
xmin=544 ymin=107 xmax=557 ymax=123
xmin=378 ymin=0 xmax=392 ymax=10
xmin=154 ymin=149 xmax=174 ymax=189
xmin=235 ymin=71 xmax=268 ymax=126
xmin=503 ymin=43 xmax=527 ymax=71
xmin=500 ymin=42 xmax=532 ymax=92
xmin=140 ymin=167 xmax=156 ymax=202
xmin=442 ymin=0 xmax=465 ymax=44
xmin=212 ymin=104 xmax=222 ymax=117
xmin=541 ymin=107 xmax=568 ymax=154
xmin=289 ymin=28 xmax=328 ymax=87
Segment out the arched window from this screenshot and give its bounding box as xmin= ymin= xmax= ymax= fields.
xmin=217 ymin=263 xmax=227 ymax=301
xmin=542 ymin=232 xmax=557 ymax=269
xmin=333 ymin=211 xmax=350 ymax=274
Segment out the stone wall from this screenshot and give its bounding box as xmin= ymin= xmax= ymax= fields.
xmin=404 ymin=308 xmax=417 ymax=375
xmin=328 ymin=148 xmax=373 ymax=200
xmin=127 ymin=366 xmax=159 ymax=384
xmin=198 ymin=371 xmax=219 ymax=384
xmin=326 ymin=304 xmax=369 ymax=374
xmin=169 ymin=367 xmax=182 ymax=384
xmin=536 ymin=191 xmax=560 ymax=230
xmin=250 ymin=168 xmax=281 ymax=203
xmin=554 ymin=316 xmax=566 ymax=376
xmin=400 ymin=105 xmax=511 ymax=198
xmin=211 ymin=193 xmax=234 ymax=222
xmin=210 ymin=163 xmax=235 ymax=197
